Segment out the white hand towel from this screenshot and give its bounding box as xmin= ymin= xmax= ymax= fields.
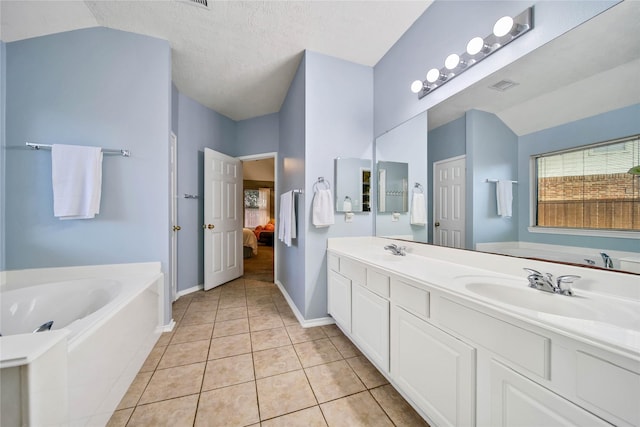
xmin=410 ymin=192 xmax=427 ymax=226
xmin=312 ymin=189 xmax=335 ymax=228
xmin=496 ymin=180 xmax=513 ymax=218
xmin=278 ymin=191 xmax=296 ymax=246
xmin=52 ymin=144 xmax=103 ymax=220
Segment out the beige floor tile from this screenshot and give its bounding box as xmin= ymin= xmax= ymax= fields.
xmin=245 ymin=286 xmax=273 ymax=297
xmin=158 ymin=339 xmax=210 ymax=369
xmin=172 ymin=307 xmax=187 ymax=323
xmin=106 ymin=408 xmax=133 ymax=427
xmin=212 ymin=318 xmax=250 ymax=337
xmin=256 ymin=370 xmax=317 ymax=420
xmin=320 ymin=391 xmax=393 ymax=427
xmin=116 ymin=371 xmax=152 ymax=410
xmin=286 ymin=325 xmax=327 ymax=344
xmin=191 ymin=288 xmax=221 ymax=299
xmin=329 ymin=335 xmax=361 ymax=358
xmin=261 ymin=406 xmax=328 ymax=427
xmin=202 ymin=353 xmax=255 ymax=390
xmin=181 ymin=309 xmax=217 ymax=326
xmin=294 ymin=338 xmax=342 ymax=368
xmin=171 ymin=323 xmax=214 ymax=344
xmin=245 ymin=278 xmax=273 ymax=287
xmin=172 ymin=297 xmax=192 ymax=311
xmin=128 ymin=394 xmax=198 ymax=427
xmin=247 ymin=303 xmax=279 ymax=317
xmin=218 ymin=296 xmax=247 ymax=309
xmin=188 ymin=299 xmax=219 ymax=312
xmin=305 ymin=360 xmax=366 ymax=403
xmin=321 ymin=324 xmax=343 ymax=337
xmin=253 ymin=345 xmax=302 ymax=379
xmin=246 ymin=294 xmax=275 ymax=307
xmin=155 ymin=331 xmax=174 ymax=347
xmin=346 ymin=356 xmax=389 ymax=389
xmin=138 ymin=346 xmax=165 ymax=373
xmin=216 ymin=306 xmax=248 ymax=321
xmin=280 ymin=311 xmax=300 ymax=326
xmin=251 ymin=327 xmax=292 ymax=351
xmin=224 ymin=278 xmax=246 ymax=289
xmin=249 ymin=313 xmax=285 ymax=331
xmin=370 ymin=384 xmax=430 ymax=426
xmin=195 ymin=382 xmax=259 ymax=427
xmin=209 ymin=333 xmax=252 ymax=360
xmin=139 ymin=362 xmax=205 ymax=404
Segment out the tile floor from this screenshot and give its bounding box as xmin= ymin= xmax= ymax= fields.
xmin=107 ymin=278 xmax=429 ymax=427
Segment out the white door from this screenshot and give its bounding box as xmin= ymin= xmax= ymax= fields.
xmin=204 ymin=148 xmax=243 ymax=290
xmin=433 ymin=156 xmax=465 ymax=248
xmin=170 ymin=132 xmax=178 ymax=302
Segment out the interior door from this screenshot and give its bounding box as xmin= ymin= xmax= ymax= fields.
xmin=433 ymin=156 xmax=466 ymax=248
xmin=204 ymin=148 xmax=243 ymax=290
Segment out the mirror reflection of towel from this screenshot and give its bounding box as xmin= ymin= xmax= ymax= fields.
xmin=496 ymin=180 xmax=513 ymax=218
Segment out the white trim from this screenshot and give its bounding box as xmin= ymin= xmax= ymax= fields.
xmin=528 ymin=226 xmax=640 ymax=239
xmin=161 ymin=320 xmax=176 ymax=333
xmin=175 ymin=283 xmax=203 ymax=299
xmin=275 ymin=280 xmax=335 ymax=328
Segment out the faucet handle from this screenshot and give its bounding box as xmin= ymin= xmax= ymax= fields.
xmin=556 ymin=275 xmax=580 ymax=296
xmin=523 ymin=268 xmax=542 ymax=277
xmin=398 ymin=246 xmax=407 ymax=256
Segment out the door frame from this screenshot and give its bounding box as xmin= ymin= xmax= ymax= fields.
xmin=170 ymin=132 xmax=178 ymax=302
xmin=238 ymin=152 xmax=278 ymax=282
xmin=432 ymin=154 xmax=466 ymax=248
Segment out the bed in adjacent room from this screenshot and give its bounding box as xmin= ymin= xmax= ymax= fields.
xmin=243 ymin=228 xmax=258 ymax=258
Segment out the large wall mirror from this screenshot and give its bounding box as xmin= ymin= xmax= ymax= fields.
xmin=375 ymin=2 xmax=640 ymax=274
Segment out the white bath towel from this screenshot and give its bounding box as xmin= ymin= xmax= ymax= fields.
xmin=312 ymin=189 xmax=335 ymax=228
xmin=410 ymin=192 xmax=427 ymax=226
xmin=278 ymin=191 xmax=297 ymax=246
xmin=496 ymin=180 xmax=513 ymax=218
xmin=52 ymin=144 xmax=103 ymax=219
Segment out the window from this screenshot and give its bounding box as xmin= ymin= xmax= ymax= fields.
xmin=535 ymin=135 xmax=640 ymax=231
xmin=244 ymin=188 xmax=270 ymax=228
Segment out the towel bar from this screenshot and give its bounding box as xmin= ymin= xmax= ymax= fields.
xmin=26 ymin=142 xmax=131 ymax=157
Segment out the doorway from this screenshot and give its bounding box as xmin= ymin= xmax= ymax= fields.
xmin=239 ymin=153 xmax=277 ymax=283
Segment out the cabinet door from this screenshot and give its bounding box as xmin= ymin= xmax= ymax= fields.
xmin=352 ymin=283 xmax=389 ymax=372
xmin=490 ymin=360 xmax=612 ymax=427
xmin=328 ymin=270 xmax=351 ymax=332
xmin=391 ymin=306 xmax=475 ymax=427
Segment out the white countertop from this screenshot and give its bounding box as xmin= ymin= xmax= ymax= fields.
xmin=328 ymin=237 xmax=640 ymax=358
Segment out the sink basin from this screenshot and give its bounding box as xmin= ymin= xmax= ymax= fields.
xmin=464 ymin=282 xmax=597 ymax=319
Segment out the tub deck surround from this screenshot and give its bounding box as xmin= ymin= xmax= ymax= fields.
xmin=328 ymin=237 xmax=640 ymax=427
xmin=0 ymin=262 xmax=164 ymax=427
xmin=328 ymin=237 xmax=640 ymax=355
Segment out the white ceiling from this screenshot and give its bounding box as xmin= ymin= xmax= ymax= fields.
xmin=0 ymin=0 xmax=432 ymax=121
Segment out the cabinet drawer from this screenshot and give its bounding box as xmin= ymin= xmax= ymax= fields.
xmin=576 ymin=351 xmax=640 ymax=426
xmin=328 ymin=253 xmax=340 ymax=272
xmin=439 ymin=297 xmax=550 ymax=379
xmin=366 ymin=269 xmax=390 ymax=298
xmin=340 ymin=258 xmax=366 ymax=284
xmin=392 ymin=279 xmax=429 ymax=319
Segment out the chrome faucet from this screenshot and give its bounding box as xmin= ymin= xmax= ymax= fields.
xmin=600 ymin=252 xmax=614 ymax=269
xmin=384 ymin=243 xmax=406 ymax=256
xmin=523 ymin=268 xmax=580 ymax=296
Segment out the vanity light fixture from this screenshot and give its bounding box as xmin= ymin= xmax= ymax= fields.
xmin=411 ymin=6 xmax=533 ymax=98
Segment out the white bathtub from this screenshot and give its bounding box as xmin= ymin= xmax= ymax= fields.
xmin=0 ymin=263 xmax=165 ymax=427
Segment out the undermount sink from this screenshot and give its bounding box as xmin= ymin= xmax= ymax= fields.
xmin=464 ymin=281 xmax=597 ymax=320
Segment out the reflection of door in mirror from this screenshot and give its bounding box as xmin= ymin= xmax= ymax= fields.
xmin=433 ymin=156 xmax=466 ymax=249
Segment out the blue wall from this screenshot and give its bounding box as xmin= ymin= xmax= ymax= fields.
xmin=466 ymin=110 xmax=518 ymax=249
xmin=277 ymin=54 xmax=307 ymax=315
xmin=304 ymin=51 xmax=374 ymax=319
xmin=518 ymin=103 xmax=640 ymax=252
xmin=234 ymin=113 xmax=279 ymax=158
xmin=4 ymin=27 xmax=172 ymax=321
xmin=374 ymin=0 xmax=618 ymax=137
xmin=175 ymin=92 xmax=236 ymax=293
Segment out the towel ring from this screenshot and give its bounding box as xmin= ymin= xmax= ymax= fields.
xmin=413 ymin=182 xmax=424 ymax=193
xmin=313 ymin=177 xmax=331 ymax=192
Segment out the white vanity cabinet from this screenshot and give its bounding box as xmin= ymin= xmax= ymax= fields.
xmin=352 ymin=282 xmax=389 ymax=371
xmin=327 ymin=269 xmax=352 ymax=333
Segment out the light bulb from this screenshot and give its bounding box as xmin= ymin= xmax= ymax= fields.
xmin=466 ymin=36 xmax=485 ymax=55
xmin=445 ymin=54 xmax=460 ymax=70
xmin=410 ymin=80 xmax=424 ymax=94
xmin=493 ymin=16 xmax=514 ymax=37
xmin=426 ymin=68 xmax=441 ymax=83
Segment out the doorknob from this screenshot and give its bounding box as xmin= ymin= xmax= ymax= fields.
xmin=203 ymin=224 xmax=215 ymax=229
xmin=435 ymin=222 xmax=440 ymax=227
xmin=173 ymin=225 xmax=181 ymax=231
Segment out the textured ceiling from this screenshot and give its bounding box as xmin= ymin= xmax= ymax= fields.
xmin=0 ymin=0 xmax=432 ymax=121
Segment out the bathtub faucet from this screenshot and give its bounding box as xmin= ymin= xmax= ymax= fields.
xmin=384 ymin=243 xmax=406 ymax=256
xmin=33 ymin=321 xmax=54 ymax=333
xmin=600 ymin=252 xmax=614 ymax=269
xmin=523 ymin=268 xmax=580 ymax=296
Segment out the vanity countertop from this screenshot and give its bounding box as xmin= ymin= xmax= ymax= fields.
xmin=328 ymin=237 xmax=640 ymax=357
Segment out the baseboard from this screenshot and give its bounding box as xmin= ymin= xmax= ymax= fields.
xmin=161 ymin=319 xmax=176 ymax=333
xmin=176 ymin=284 xmax=203 ymax=299
xmin=274 ymin=280 xmax=335 ymax=328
